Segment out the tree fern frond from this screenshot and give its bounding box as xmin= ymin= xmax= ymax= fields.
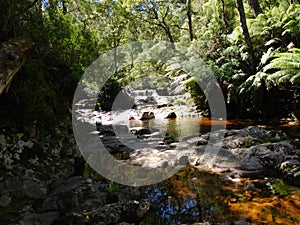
xmin=286 ymin=4 xmax=300 ymax=17
xmin=283 ymin=19 xmax=298 ymax=29
xmin=290 ymin=48 xmax=300 ymax=54
xmin=278 ymin=73 xmax=294 ymax=83
xmin=165 ymin=63 xmax=182 ymax=72
xmin=171 ymin=73 xmax=189 ymax=86
xmin=275 ymin=50 xmax=300 ymax=59
xmin=239 ymin=72 xmax=267 ymax=93
xmin=269 ymin=60 xmax=300 ymax=70
xmin=182 ymin=77 xmax=196 ymax=86
xmin=265 ymin=39 xmax=281 ymax=47
xmin=266 ymin=70 xmax=296 ymax=84
xmin=264 ymin=49 xmax=300 ymax=73
xmin=291 ymin=72 xmax=300 ymax=84
xmin=165 ymin=63 xmax=182 ymax=77
xmin=282 ymin=29 xmax=291 ymax=36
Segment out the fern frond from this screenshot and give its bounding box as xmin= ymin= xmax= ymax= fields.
xmin=171 ymin=73 xmax=189 ymax=86
xmin=290 ymin=72 xmax=300 ymax=84
xmin=278 ymin=73 xmax=295 ymax=83
xmin=283 ymin=19 xmax=298 ymax=29
xmin=182 ymin=77 xmax=196 ymax=86
xmin=239 ymin=72 xmax=267 ymax=93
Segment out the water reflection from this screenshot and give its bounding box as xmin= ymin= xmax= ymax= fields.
xmin=136 ymin=165 xmax=300 ymax=225
xmin=103 ymin=115 xmax=300 ymax=223
xmin=124 ymin=117 xmax=300 ymax=224
xmin=129 ymin=116 xmax=300 ymax=138
xmin=139 ymin=165 xmax=234 ymax=224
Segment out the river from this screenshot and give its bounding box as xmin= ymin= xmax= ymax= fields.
xmin=74 ymin=88 xmax=300 ymax=224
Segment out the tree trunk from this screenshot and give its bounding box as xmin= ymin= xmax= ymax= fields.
xmin=186 ymin=0 xmax=193 ymax=41
xmin=248 ymin=0 xmax=261 ymax=17
xmin=62 ymin=0 xmax=68 ymax=14
xmin=221 ymin=0 xmax=229 ymax=33
xmin=236 ymin=0 xmax=256 ymax=73
xmin=162 ymin=25 xmax=175 ymax=48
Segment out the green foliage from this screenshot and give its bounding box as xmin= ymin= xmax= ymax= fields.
xmin=264 ymin=48 xmax=300 ymax=84
xmin=2 ymin=0 xmax=300 ymax=131
xmin=271 ymin=179 xmax=299 ymax=196
xmin=247 ymin=3 xmax=300 ymax=59
xmin=106 ymin=182 xmax=120 ymax=196
xmin=0 ymin=0 xmax=39 ymax=41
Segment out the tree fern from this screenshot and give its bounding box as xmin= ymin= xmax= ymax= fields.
xmin=264 ymin=48 xmax=300 ymax=84
xmin=239 ymin=71 xmax=268 ymax=93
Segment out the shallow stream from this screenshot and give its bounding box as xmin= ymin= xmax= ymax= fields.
xmin=127 ymin=117 xmax=300 ymax=224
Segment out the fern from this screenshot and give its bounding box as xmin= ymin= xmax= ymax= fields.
xmin=239 ymin=71 xmax=268 ymax=94
xmin=264 ymin=48 xmax=300 ymax=84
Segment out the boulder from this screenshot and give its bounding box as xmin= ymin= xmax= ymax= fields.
xmin=14 ymin=176 xmax=150 ymax=225
xmin=189 ymin=127 xmax=300 ymax=186
xmin=130 ymin=127 xmax=152 ymax=135
xmin=166 ymin=112 xmax=177 ymax=119
xmin=140 ymin=112 xmax=155 ymax=120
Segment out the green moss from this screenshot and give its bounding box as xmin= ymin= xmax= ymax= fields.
xmin=262 ymin=136 xmax=287 ymax=143
xmin=243 ymin=137 xmax=256 ymax=148
xmin=113 ymin=152 xmax=130 ymax=160
xmin=271 ymin=180 xmax=299 ymax=196
xmin=106 ymin=182 xmax=119 ymax=196
xmin=238 ymin=197 xmax=248 ymax=203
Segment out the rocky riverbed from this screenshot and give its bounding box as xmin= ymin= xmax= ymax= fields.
xmin=1 ymin=121 xmax=300 ymax=224
xmin=86 ymin=88 xmax=300 ymax=187
xmin=96 ymin=121 xmax=300 ymax=187
xmin=0 ymin=126 xmax=150 ymax=225
xmin=1 ymin=88 xmax=300 ymax=224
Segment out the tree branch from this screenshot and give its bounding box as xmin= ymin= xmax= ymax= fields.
xmin=162 ymin=6 xmax=169 ymax=23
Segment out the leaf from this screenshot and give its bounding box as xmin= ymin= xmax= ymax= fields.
xmin=182 ymin=77 xmax=196 ymax=86
xmin=260 ymin=47 xmax=275 ymax=65
xmin=290 ymin=72 xmax=300 ymax=84
xmin=281 ymin=29 xmax=291 ymax=36
xmin=265 ymin=38 xmax=281 ymax=47
xmin=171 ymin=73 xmax=189 ymax=86
xmin=283 ymin=20 xmax=299 ymax=30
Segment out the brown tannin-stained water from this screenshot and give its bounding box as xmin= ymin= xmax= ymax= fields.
xmin=138 ymin=165 xmax=300 ymax=225
xmin=130 ymin=116 xmax=300 ymax=138
xmin=127 ymin=117 xmax=300 ymax=224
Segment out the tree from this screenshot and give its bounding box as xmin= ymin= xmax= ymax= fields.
xmin=0 ymin=0 xmax=40 ymax=41
xmin=122 ymin=0 xmax=185 ymax=48
xmin=248 ymin=0 xmax=261 ymax=17
xmin=236 ymin=0 xmax=256 ymax=72
xmin=186 ymin=0 xmax=193 ymax=41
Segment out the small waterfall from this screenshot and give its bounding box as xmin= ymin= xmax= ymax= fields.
xmin=129 ymin=89 xmax=158 ymax=98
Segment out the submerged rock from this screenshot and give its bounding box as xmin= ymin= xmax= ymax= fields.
xmin=89 ymin=200 xmax=150 ymax=224
xmin=115 ymin=125 xmax=300 ymax=187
